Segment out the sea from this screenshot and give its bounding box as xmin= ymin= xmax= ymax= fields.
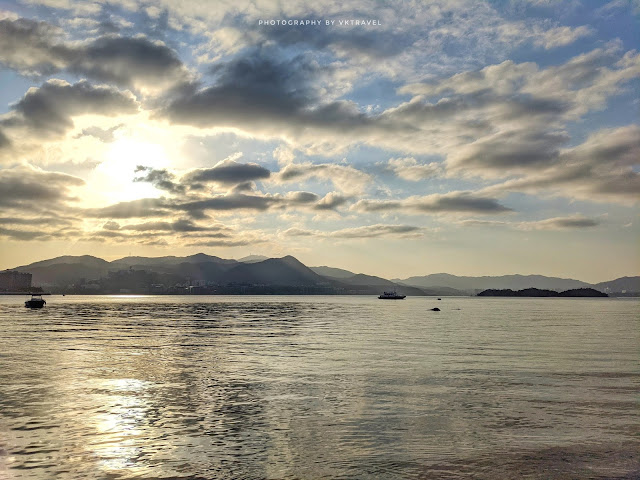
xmin=0 ymin=295 xmax=638 ymax=479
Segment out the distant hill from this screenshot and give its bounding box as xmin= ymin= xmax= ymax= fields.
xmin=311 ymin=266 xmax=357 ymax=279
xmin=223 ymin=256 xmax=325 ymax=285
xmin=21 ymin=263 xmax=110 ymax=285
xmin=478 ymin=288 xmax=607 ymax=297
xmin=6 ymin=253 xmax=635 ymax=296
xmin=397 ymin=273 xmax=589 ymax=292
xmin=593 ymin=276 xmax=640 ymax=293
xmin=18 ymin=255 xmax=111 ymax=270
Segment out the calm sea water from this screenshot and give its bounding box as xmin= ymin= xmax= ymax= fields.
xmin=0 ymin=295 xmax=638 ymax=479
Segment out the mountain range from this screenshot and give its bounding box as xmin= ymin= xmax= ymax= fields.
xmin=3 ymin=254 xmax=638 ymax=296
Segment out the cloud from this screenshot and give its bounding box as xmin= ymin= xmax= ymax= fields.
xmin=161 ymin=51 xmax=390 ymax=154
xmin=457 ymin=216 xmax=600 ymax=230
xmin=0 ymin=16 xmax=191 ymax=91
xmin=0 ymin=166 xmax=84 ymax=208
xmin=533 ymin=25 xmax=593 ymax=49
xmin=276 ymin=162 xmax=372 ymax=194
xmin=165 ymin=52 xmax=322 ymax=126
xmin=353 ymin=191 xmax=512 ymax=214
xmin=457 ymin=219 xmax=508 ymax=228
xmin=516 ymin=215 xmax=600 ymax=230
xmin=283 ymin=191 xmax=320 ymax=204
xmin=83 ymin=198 xmax=169 ymax=218
xmin=255 ymin=20 xmax=406 ymax=60
xmin=102 ymin=220 xmax=120 ymax=230
xmin=2 ymin=79 xmax=138 ymax=138
xmin=0 ymin=129 xmax=10 ymax=149
xmin=447 ymin=129 xmax=570 ymax=173
xmin=482 ymin=125 xmax=640 ymax=204
xmin=283 ymin=224 xmax=425 ymax=239
xmin=159 ymin=41 xmax=639 ymax=166
xmin=74 ymin=124 xmax=123 ymax=143
xmin=330 ymin=224 xmax=424 ymax=238
xmin=0 ymin=16 xmax=71 ymax=75
xmin=174 ymin=193 xmax=278 ymax=214
xmin=184 ymin=238 xmax=259 ymax=247
xmin=134 ymin=166 xmax=186 ymax=194
xmin=0 ymin=226 xmax=55 ymax=241
xmin=70 ymin=36 xmax=192 ymax=92
xmin=387 ymin=157 xmax=442 ymax=181
xmin=118 ymin=218 xmax=232 ymax=234
xmin=0 ymin=216 xmax=73 ymax=226
xmin=183 ymin=157 xmax=271 ymax=186
xmin=314 ymin=192 xmax=349 ymax=210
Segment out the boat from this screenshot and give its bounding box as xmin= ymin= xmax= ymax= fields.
xmin=378 ymin=291 xmax=406 ymax=299
xmin=25 ymin=294 xmax=46 ymax=309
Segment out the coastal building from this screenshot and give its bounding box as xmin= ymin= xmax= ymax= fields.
xmin=0 ymin=271 xmax=32 ymax=291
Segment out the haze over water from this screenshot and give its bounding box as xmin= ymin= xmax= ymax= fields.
xmin=0 ymin=295 xmax=638 ymax=479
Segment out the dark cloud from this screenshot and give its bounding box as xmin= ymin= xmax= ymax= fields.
xmin=448 ymin=129 xmax=570 ymax=171
xmin=90 ymin=229 xmax=167 ymax=244
xmin=0 ymin=224 xmax=80 ymax=241
xmin=134 ymin=166 xmax=186 ymax=194
xmin=483 ymin=125 xmax=640 ymax=203
xmin=83 ymin=198 xmax=169 ymax=219
xmin=458 ymin=216 xmax=600 ymax=230
xmin=0 ymin=17 xmax=190 ymax=91
xmin=413 ymin=193 xmax=512 ymax=213
xmin=4 ymin=79 xmax=138 ymax=136
xmin=0 ymin=17 xmax=72 ymax=75
xmin=283 ymin=224 xmax=425 ymax=239
xmin=517 ymin=216 xmax=600 ymax=230
xmin=353 ymin=192 xmax=512 ymax=214
xmin=175 ymin=193 xmax=278 ymax=214
xmin=0 ymin=129 xmax=10 ymax=149
xmin=165 ymin=52 xmax=317 ymax=126
xmin=0 ymin=167 xmax=84 ymax=208
xmin=71 ymin=36 xmax=190 ymax=90
xmin=163 ymin=51 xmax=379 ymax=140
xmin=0 ymin=226 xmax=51 ymax=241
xmin=0 ymin=216 xmax=73 ymax=226
xmin=120 ymin=218 xmax=221 ymax=233
xmin=183 ymin=159 xmax=271 ymax=185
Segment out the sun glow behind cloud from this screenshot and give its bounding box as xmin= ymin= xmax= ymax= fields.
xmin=85 ymin=138 xmax=171 ymax=205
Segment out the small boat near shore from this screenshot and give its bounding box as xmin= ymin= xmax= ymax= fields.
xmin=378 ymin=291 xmax=406 ymax=300
xmin=25 ymin=294 xmax=46 ymax=309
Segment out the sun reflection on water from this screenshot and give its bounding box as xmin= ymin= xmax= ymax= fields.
xmin=89 ymin=378 xmax=150 ymax=473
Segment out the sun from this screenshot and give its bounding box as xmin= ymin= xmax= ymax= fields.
xmin=93 ymin=138 xmax=172 ymax=202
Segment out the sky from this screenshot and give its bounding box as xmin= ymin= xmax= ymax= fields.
xmin=0 ymin=0 xmax=638 ymax=282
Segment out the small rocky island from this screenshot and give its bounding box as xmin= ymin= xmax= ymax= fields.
xmin=477 ymin=288 xmax=608 ymax=297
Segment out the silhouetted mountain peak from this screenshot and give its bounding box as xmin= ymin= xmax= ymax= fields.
xmin=18 ymin=255 xmax=110 ymax=270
